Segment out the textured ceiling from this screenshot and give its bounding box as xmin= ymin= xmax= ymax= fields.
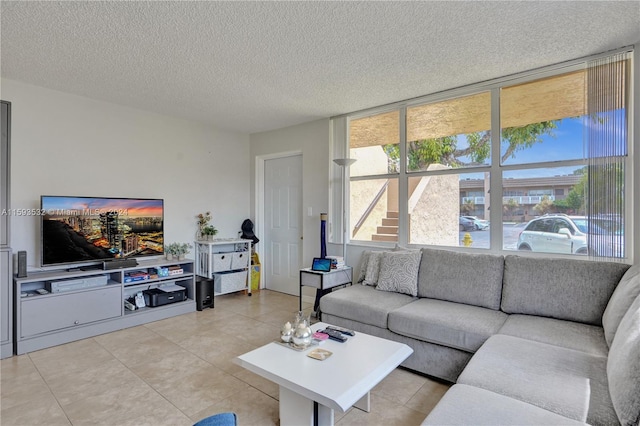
xmin=1 ymin=1 xmax=639 ymax=134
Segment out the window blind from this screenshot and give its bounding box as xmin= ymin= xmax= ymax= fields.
xmin=586 ymin=51 xmax=630 ymax=259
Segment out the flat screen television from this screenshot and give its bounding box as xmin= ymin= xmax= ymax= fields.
xmin=41 ymin=196 xmax=164 ymax=267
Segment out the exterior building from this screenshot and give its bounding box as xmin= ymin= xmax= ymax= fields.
xmin=459 ymin=175 xmax=583 ymax=222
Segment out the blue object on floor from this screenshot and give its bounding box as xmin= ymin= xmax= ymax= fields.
xmin=193 ymin=412 xmax=237 ymax=426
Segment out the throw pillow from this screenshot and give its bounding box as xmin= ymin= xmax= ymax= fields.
xmin=393 ymin=244 xmax=420 ymax=252
xmin=363 ymin=251 xmax=384 ymax=286
xmin=607 ymin=293 xmax=640 ymax=425
xmin=356 ymin=250 xmax=372 ymax=284
xmin=376 ymin=250 xmax=422 ymax=296
xmin=603 ymin=264 xmax=640 ymax=346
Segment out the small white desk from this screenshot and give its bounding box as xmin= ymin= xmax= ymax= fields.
xmin=299 ymin=267 xmax=352 ymax=311
xmin=234 ymin=322 xmax=412 ymax=426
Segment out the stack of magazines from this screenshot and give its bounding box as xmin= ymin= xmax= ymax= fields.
xmin=325 ymin=256 xmax=345 ymax=269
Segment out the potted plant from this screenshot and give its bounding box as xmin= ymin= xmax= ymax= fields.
xmin=202 ymin=225 xmax=218 ymax=241
xmin=175 ymin=243 xmax=193 ymax=260
xmin=164 ymin=243 xmax=178 ymax=260
xmin=164 ymin=242 xmax=192 ymax=260
xmin=196 ymin=211 xmax=213 ymax=240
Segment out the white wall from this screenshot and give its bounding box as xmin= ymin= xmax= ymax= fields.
xmin=2 ymin=79 xmax=250 ymax=270
xmin=250 ymin=119 xmax=335 ymax=299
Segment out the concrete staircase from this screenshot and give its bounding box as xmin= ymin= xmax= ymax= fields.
xmin=371 ymin=211 xmax=399 ymax=242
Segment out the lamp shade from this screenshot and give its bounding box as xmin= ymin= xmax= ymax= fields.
xmin=333 ymin=158 xmax=357 ymax=167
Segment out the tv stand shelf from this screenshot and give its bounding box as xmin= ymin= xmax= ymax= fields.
xmin=13 ymin=258 xmax=196 ymax=355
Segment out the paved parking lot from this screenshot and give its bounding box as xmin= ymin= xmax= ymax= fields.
xmin=458 ymin=223 xmax=527 ymax=250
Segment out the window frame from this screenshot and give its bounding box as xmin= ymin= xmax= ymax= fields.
xmin=334 ymin=47 xmax=634 ymax=261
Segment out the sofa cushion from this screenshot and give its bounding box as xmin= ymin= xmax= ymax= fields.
xmin=388 ymin=299 xmax=507 ymax=352
xmin=501 ymin=255 xmax=629 ymax=325
xmin=321 ymin=313 xmax=473 ymax=382
xmin=498 ymin=314 xmax=608 ymax=357
xmin=603 ymin=263 xmax=640 ymax=347
xmin=422 ymin=384 xmax=587 ymax=426
xmin=355 ymin=250 xmax=372 ymax=284
xmin=318 ymin=284 xmax=415 ymax=329
xmin=376 ymin=250 xmax=422 ymax=296
xmin=458 ymin=335 xmax=617 ymax=425
xmin=607 ymin=293 xmax=640 ymax=426
xmin=418 ymin=248 xmax=504 ymax=310
xmin=363 ymin=251 xmax=385 ymax=286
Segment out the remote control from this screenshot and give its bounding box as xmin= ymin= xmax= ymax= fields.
xmin=325 ymin=325 xmax=356 ymax=336
xmin=124 ymin=300 xmax=136 ymax=311
xmin=320 ymin=329 xmax=348 ymax=343
xmin=36 ymin=288 xmax=49 ymax=295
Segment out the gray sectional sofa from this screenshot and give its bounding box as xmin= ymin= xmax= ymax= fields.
xmin=319 ymin=247 xmax=640 ymax=425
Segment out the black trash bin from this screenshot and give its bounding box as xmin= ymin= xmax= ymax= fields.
xmin=195 ymin=276 xmax=214 ymax=311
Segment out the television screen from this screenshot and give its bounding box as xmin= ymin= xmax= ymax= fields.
xmin=41 ymin=196 xmax=164 ymax=266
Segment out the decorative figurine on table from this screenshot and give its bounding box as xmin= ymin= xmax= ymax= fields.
xmin=281 ymin=321 xmax=293 ymax=343
xmin=292 ymin=321 xmax=313 ymax=348
xmin=291 ymin=311 xmax=313 ymax=348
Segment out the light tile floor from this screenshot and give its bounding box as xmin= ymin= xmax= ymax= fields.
xmin=1 ymin=290 xmax=449 ymax=425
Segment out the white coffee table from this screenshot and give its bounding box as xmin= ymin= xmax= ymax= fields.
xmin=234 ymin=322 xmax=413 ymax=426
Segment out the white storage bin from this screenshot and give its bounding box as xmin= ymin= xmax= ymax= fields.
xmin=231 ymin=251 xmax=250 ymax=269
xmin=214 ymin=270 xmax=248 ymax=294
xmin=212 ymin=253 xmax=232 ymax=272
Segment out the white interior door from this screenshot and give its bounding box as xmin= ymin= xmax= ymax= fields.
xmin=264 ymin=154 xmax=302 ymax=295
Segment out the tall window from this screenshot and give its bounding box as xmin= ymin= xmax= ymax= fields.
xmin=349 ymin=110 xmax=399 ymax=242
xmin=500 ymin=70 xmax=591 ymax=254
xmin=405 ymin=92 xmax=491 ymax=247
xmin=341 ymin=50 xmax=632 ymax=259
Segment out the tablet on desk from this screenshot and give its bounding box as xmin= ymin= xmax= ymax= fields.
xmin=311 ymin=258 xmax=332 ymax=272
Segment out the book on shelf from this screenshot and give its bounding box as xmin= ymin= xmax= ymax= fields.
xmin=123 ymin=270 xmax=151 ymax=283
xmin=167 ymin=265 xmax=184 ymax=276
xmin=326 ymin=256 xmax=345 ymax=269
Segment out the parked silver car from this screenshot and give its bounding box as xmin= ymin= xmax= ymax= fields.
xmin=459 ymin=216 xmax=476 ymax=231
xmin=461 ymin=216 xmax=490 ymax=231
xmin=517 ymin=214 xmax=623 ymax=257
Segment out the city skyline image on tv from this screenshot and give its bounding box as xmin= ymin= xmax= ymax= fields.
xmin=41 ymin=196 xmax=164 ymax=266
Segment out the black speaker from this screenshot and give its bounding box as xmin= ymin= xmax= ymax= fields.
xmin=103 ymin=258 xmax=138 ymax=270
xmin=195 ymin=277 xmax=214 ymax=311
xmin=17 ymin=250 xmax=27 ymax=278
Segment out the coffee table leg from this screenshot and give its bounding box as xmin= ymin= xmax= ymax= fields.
xmin=353 ymin=391 xmax=371 ymax=412
xmin=315 ymin=402 xmax=334 ymax=425
xmin=279 ymin=386 xmax=335 ymax=426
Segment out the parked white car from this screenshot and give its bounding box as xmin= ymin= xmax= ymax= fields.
xmin=517 ymin=214 xmax=623 ymax=257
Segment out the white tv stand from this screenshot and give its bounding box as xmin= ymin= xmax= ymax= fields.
xmin=13 ymin=257 xmax=195 ymax=355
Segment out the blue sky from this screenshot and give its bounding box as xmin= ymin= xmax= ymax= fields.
xmin=501 ymin=117 xmax=585 ymax=165
xmin=498 ymin=109 xmax=627 ymax=178
xmin=500 ymin=117 xmax=585 ymax=178
xmin=453 ymin=117 xmax=586 ymax=179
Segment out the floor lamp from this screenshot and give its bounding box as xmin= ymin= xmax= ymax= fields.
xmin=333 ymin=158 xmax=356 ymax=265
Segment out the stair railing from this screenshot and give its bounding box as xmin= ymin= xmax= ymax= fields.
xmin=352 ymin=180 xmax=389 ymax=237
